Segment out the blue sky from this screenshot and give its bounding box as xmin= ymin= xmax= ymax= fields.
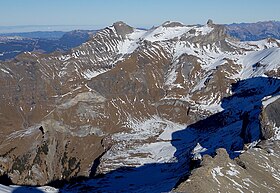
xmin=0 ymin=0 xmax=279 ymax=28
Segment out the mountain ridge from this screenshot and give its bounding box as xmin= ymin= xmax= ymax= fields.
xmin=1 ymin=20 xmax=280 ymax=61
xmin=0 ymin=29 xmax=97 ymax=61
xmin=226 ymin=20 xmax=280 ymax=41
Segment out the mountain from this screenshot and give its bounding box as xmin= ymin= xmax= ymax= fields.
xmin=2 ymin=20 xmax=280 ymax=61
xmin=0 ymin=20 xmax=279 ymax=192
xmin=0 ymin=31 xmax=66 ymax=39
xmin=226 ymin=21 xmax=280 ymax=41
xmin=0 ymin=30 xmax=97 ymax=61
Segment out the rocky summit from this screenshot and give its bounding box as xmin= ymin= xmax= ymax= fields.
xmin=0 ymin=20 xmax=280 ymax=192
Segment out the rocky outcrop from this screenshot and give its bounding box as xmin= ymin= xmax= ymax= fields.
xmin=175 ymin=143 xmax=280 ymax=193
xmin=0 ymin=123 xmax=104 ymax=186
xmin=207 ymin=19 xmax=214 ymax=27
xmin=175 ymin=95 xmax=280 ymax=193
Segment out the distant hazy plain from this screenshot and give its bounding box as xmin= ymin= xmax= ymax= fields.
xmin=0 ymin=25 xmax=104 ymax=33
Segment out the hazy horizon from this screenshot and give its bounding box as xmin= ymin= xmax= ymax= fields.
xmin=0 ymin=25 xmax=105 ymax=34
xmin=0 ymin=20 xmax=279 ymax=34
xmin=1 ymin=0 xmax=280 ymax=33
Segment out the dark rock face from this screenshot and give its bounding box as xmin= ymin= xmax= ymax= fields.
xmin=207 ymin=19 xmax=214 ymax=26
xmin=112 ymin=21 xmax=134 ymax=38
xmin=264 ymin=98 xmax=280 ymax=127
xmin=261 ymin=98 xmax=280 ymax=139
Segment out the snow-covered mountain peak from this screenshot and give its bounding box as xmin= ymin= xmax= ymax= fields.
xmin=142 ymin=21 xmax=222 ymax=42
xmin=162 ymin=21 xmax=186 ymax=28
xmin=142 ymin=24 xmax=192 ymax=42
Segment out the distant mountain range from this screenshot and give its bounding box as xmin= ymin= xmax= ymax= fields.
xmin=0 ymin=21 xmax=279 ymax=61
xmin=0 ymin=30 xmax=97 ymax=60
xmin=0 ymin=21 xmax=280 ymax=60
xmin=226 ymin=21 xmax=280 ymax=41
xmin=0 ymin=31 xmax=66 ymax=39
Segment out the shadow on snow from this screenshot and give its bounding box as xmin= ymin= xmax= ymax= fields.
xmin=58 ymin=77 xmax=280 ymax=192
xmin=1 ymin=77 xmax=280 ymax=193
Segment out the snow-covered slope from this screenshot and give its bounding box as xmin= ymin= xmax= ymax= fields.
xmin=0 ymin=185 xmax=58 ymax=193
xmin=241 ymin=47 xmax=280 ymax=78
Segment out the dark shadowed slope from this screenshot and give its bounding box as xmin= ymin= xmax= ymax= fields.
xmin=56 ymin=77 xmax=280 ymax=193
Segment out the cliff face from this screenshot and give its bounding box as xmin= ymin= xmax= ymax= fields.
xmin=0 ymin=21 xmax=279 ymax=192
xmin=261 ymin=97 xmax=280 ymax=139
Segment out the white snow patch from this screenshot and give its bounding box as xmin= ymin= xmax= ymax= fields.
xmin=247 ymin=140 xmax=261 ymax=149
xmin=1 ymin=68 xmax=10 ymax=74
xmin=272 ymin=126 xmax=280 ymax=140
xmin=0 ymin=185 xmax=58 ymax=193
xmin=196 ymin=103 xmax=223 ymax=114
xmin=226 ymin=164 xmax=240 ymax=176
xmin=7 ymin=125 xmax=40 ymax=140
xmin=194 ymin=25 xmax=213 ymax=35
xmin=211 ymin=166 xmax=224 ymax=184
xmin=81 ymin=69 xmax=107 ymax=80
xmin=262 ymin=95 xmax=280 ymax=108
xmin=192 ymin=143 xmax=207 ymax=160
xmin=100 ymin=116 xmax=187 ymax=172
xmin=117 ymin=29 xmax=146 ymax=55
xmin=117 ymin=39 xmax=138 ymax=54
xmin=143 ymin=26 xmax=192 ymax=42
xmin=241 ymin=47 xmax=280 ymax=79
